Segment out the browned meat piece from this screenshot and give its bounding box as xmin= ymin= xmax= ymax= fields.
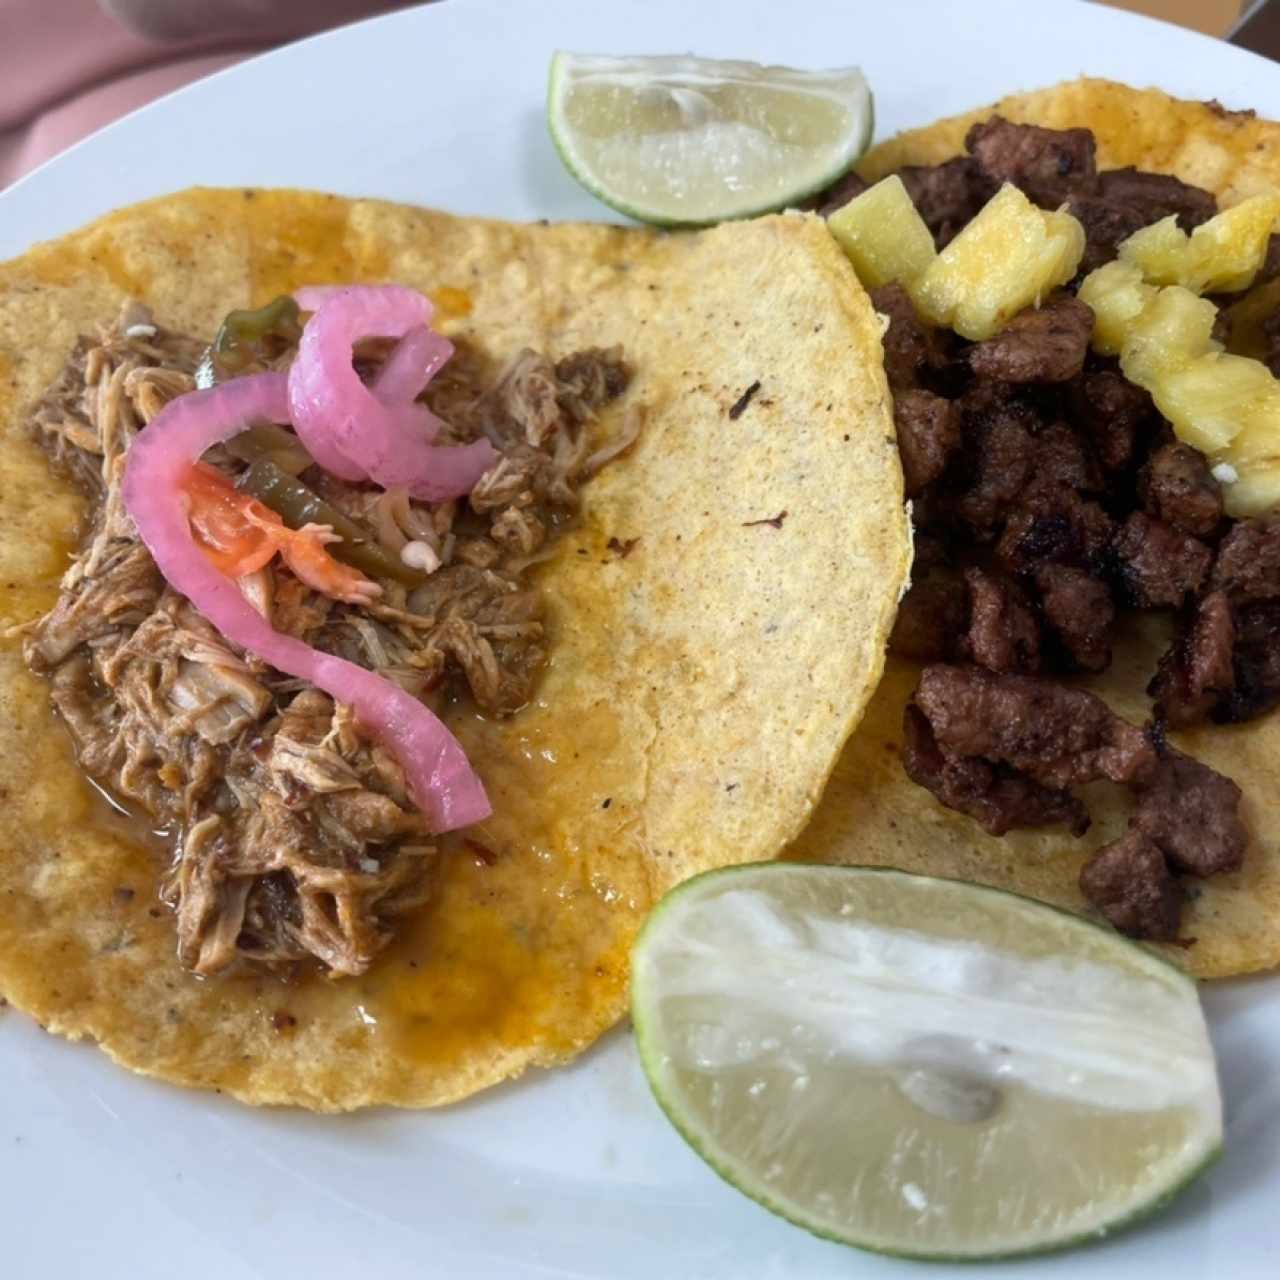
xmin=1031 ymin=421 xmax=1102 ymax=494
xmin=1096 ymin=167 xmax=1217 ymax=231
xmin=1132 ymin=751 xmax=1246 ymax=877
xmin=955 ymin=394 xmax=1103 ymax=548
xmin=1210 ymin=515 xmax=1280 ymax=603
xmin=996 ymin=489 xmax=1114 ymax=574
xmin=965 ymin=117 xmax=1097 ymax=205
xmin=1079 ymin=830 xmax=1182 ymax=941
xmin=1217 ymin=601 xmax=1280 ymax=724
xmin=870 ymin=282 xmax=947 ymax=391
xmin=1138 ymin=442 xmax=1223 ymax=536
xmin=813 ymin=168 xmax=870 ymax=218
xmin=1261 ymin=232 xmax=1280 ymax=284
xmin=1033 ymin=563 xmax=1115 ymax=673
xmin=910 ymin=531 xmax=953 ymax=577
xmin=896 ymin=157 xmax=994 ymax=246
xmin=1150 ymin=590 xmax=1236 ymax=727
xmin=1111 ymin=511 xmax=1212 ymax=607
xmin=902 ymin=704 xmax=1088 ymax=836
xmin=914 ymin=664 xmax=1156 ymax=789
xmin=963 ymin=568 xmax=1040 ymax=674
xmin=1066 ymin=195 xmax=1150 ymax=275
xmin=1064 ymin=171 xmax=1215 ymax=275
xmin=967 ymin=295 xmax=1094 ymax=384
xmin=1263 ymin=307 xmax=1280 ymax=378
xmin=889 ymin=575 xmax=968 ymax=662
xmin=894 ymin=389 xmax=961 ymax=496
xmin=1067 ymin=368 xmax=1154 ymax=473
xmin=952 ymin=390 xmax=1040 ymax=537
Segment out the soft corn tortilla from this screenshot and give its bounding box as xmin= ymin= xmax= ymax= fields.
xmin=0 ymin=189 xmax=909 ymax=1108
xmin=792 ymin=80 xmax=1280 ymax=979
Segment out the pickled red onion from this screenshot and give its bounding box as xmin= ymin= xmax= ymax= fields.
xmin=121 ymin=372 xmax=490 ymax=832
xmin=289 ymin=285 xmax=496 ymax=499
xmin=374 ymin=324 xmax=453 ymax=408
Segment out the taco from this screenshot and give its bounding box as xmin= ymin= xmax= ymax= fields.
xmin=795 ymin=79 xmax=1280 ymax=979
xmin=0 ymin=190 xmax=910 ymax=1108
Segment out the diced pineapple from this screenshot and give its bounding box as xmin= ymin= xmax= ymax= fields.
xmin=1117 ymin=193 xmax=1280 ymax=294
xmin=1078 ymin=261 xmax=1157 ymax=355
xmin=1081 ymin=238 xmax=1280 ymax=514
xmin=827 ymin=175 xmax=937 ymax=290
xmin=1226 ymin=386 xmax=1280 ymax=466
xmin=1146 ymin=351 xmax=1271 ymax=454
xmin=1118 ymin=216 xmax=1189 ymax=286
xmin=1187 ymin=194 xmax=1280 ymax=293
xmin=912 ymin=184 xmax=1085 ymax=340
xmin=1118 ymin=286 xmax=1219 ymax=386
xmin=1223 ymin=462 xmax=1280 ymax=518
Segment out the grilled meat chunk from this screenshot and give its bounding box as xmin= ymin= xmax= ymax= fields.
xmin=1033 ymin=563 xmax=1114 ymax=673
xmin=1217 ymin=601 xmax=1280 ymax=724
xmin=1132 ymin=751 xmax=1246 ymax=877
xmin=1066 ymin=367 xmax=1153 ymax=473
xmin=914 ymin=664 xmax=1156 ymax=789
xmin=967 ymin=294 xmax=1094 ymax=385
xmin=894 ymin=389 xmax=961 ymax=496
xmin=1150 ymin=590 xmax=1236 ymax=727
xmin=1210 ymin=515 xmax=1280 ymax=603
xmin=889 ymin=574 xmax=969 ymax=663
xmin=1111 ymin=512 xmax=1212 ymax=607
xmin=965 ymin=117 xmax=1097 ymax=205
xmin=1066 ymin=195 xmax=1151 ymax=276
xmin=1096 ymin=166 xmax=1217 ymax=230
xmin=1138 ymin=442 xmax=1223 ymax=537
xmin=902 ymin=704 xmax=1089 ymax=836
xmin=896 ymin=158 xmax=994 ymax=247
xmin=995 ymin=488 xmax=1114 ymax=575
xmin=1079 ymin=830 xmax=1182 ymax=941
xmin=871 ymin=282 xmax=948 ymax=392
xmin=963 ymin=568 xmax=1041 ymax=674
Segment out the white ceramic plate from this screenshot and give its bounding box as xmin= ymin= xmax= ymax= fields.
xmin=2 ymin=1 xmax=1278 ymax=1275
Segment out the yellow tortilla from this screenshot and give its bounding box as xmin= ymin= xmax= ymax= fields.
xmin=793 ymin=80 xmax=1280 ymax=979
xmin=0 ymin=189 xmax=909 ymax=1108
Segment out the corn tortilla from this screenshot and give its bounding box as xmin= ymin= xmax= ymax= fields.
xmin=793 ymin=80 xmax=1280 ymax=979
xmin=0 ymin=189 xmax=910 ymax=1108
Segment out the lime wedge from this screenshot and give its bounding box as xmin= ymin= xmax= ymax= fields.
xmin=547 ymin=52 xmax=873 ymax=226
xmin=631 ymin=864 xmax=1221 ymax=1260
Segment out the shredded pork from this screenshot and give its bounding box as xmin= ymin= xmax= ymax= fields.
xmin=24 ymin=305 xmax=633 ymax=977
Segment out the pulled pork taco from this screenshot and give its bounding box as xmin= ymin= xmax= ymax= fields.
xmin=796 ymin=79 xmax=1280 ymax=979
xmin=0 ymin=190 xmax=909 ymax=1108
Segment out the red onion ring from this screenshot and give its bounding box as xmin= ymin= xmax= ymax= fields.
xmin=122 ymin=372 xmax=490 ymax=833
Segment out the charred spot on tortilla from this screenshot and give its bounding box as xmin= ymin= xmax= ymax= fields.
xmin=605 ymin=535 xmax=639 ymax=558
xmin=743 ymin=510 xmax=787 ymax=529
xmin=799 ymin=80 xmax=1280 ymax=976
xmin=728 ymin=379 xmax=762 ymax=419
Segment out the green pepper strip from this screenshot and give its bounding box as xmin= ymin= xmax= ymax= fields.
xmin=237 ymin=459 xmax=427 ymax=588
xmin=225 ymin=425 xmax=313 ymax=476
xmin=196 ymin=295 xmax=304 ymax=387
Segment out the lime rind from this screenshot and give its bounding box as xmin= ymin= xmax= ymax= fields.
xmin=547 ymin=52 xmax=874 ymax=227
xmin=631 ymin=863 xmax=1221 ymax=1261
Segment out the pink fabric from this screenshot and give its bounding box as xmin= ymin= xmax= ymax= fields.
xmin=0 ymin=1 xmax=409 ymax=186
